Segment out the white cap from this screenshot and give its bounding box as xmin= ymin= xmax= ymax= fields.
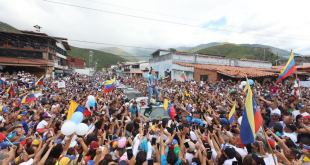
xmin=283 ymin=132 xmax=297 ymax=143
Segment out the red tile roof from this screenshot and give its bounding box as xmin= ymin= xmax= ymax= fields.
xmin=174 ymin=62 xmax=277 ymax=78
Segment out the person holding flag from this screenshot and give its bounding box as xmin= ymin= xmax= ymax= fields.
xmin=180 ymin=71 xmax=186 ymax=83
xmin=147 ymin=68 xmax=159 ymax=106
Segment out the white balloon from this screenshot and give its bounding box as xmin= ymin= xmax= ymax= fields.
xmin=88 ymin=95 xmax=95 ymax=101
xmin=75 ymin=123 xmax=89 ymax=135
xmin=61 ymin=121 xmax=77 ymax=135
xmin=238 ymin=85 xmax=243 ymax=89
xmin=241 ymin=81 xmax=247 ymax=86
xmin=238 ymin=117 xmax=242 ymax=125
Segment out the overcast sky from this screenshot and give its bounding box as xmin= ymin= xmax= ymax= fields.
xmin=1 ymin=0 xmax=310 ymax=55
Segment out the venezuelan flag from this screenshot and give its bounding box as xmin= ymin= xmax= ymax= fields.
xmin=51 ymin=81 xmax=58 ymax=86
xmin=180 ymin=71 xmax=186 ymax=82
xmin=94 ymin=101 xmax=98 ymax=111
xmin=164 ymin=99 xmax=176 ymax=118
xmin=243 ymin=78 xmax=262 ymax=133
xmin=165 ymin=75 xmax=170 ymax=81
xmin=17 ymin=91 xmax=36 ymax=105
xmin=228 ymin=103 xmax=236 ymax=126
xmin=67 ymin=100 xmax=85 ymax=120
xmin=6 ymin=83 xmax=15 ymax=96
xmin=240 ymin=79 xmax=256 ymax=144
xmin=104 ymin=78 xmax=115 ymax=94
xmin=276 ymin=50 xmax=295 ymax=84
xmin=32 ymin=75 xmax=44 ymax=86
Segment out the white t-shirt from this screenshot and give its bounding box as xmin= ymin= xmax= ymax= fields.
xmin=292 ymin=110 xmax=300 ymax=120
xmin=36 ymin=120 xmax=48 ymax=129
xmin=223 ymin=158 xmax=237 ymax=165
xmin=270 ymin=108 xmax=281 ymax=115
xmin=186 ymin=153 xmax=194 ymax=164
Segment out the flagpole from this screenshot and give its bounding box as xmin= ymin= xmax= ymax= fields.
xmin=261 ymin=123 xmax=277 ymax=165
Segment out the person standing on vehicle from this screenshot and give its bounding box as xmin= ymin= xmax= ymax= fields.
xmin=147 ymin=68 xmax=159 ymax=106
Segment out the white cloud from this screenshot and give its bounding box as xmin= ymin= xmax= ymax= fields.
xmin=1 ymin=0 xmax=310 ymax=55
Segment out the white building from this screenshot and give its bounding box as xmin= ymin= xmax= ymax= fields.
xmin=149 ymin=49 xmax=272 ymax=81
xmin=53 ymin=38 xmax=71 ymax=77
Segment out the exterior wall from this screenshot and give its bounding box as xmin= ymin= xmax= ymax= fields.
xmin=67 ymin=56 xmax=85 ymax=69
xmin=139 ymin=63 xmax=149 ymax=70
xmin=171 ymin=64 xmax=194 ymax=81
xmin=149 ymin=58 xmax=173 ymax=79
xmin=194 ymin=68 xmax=218 ymax=81
xmin=171 ymin=54 xmax=271 ymax=68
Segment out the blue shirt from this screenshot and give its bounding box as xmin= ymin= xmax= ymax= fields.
xmin=147 ymin=74 xmax=158 ymax=86
xmin=19 ymin=121 xmax=29 ymax=135
xmin=129 ymin=106 xmax=138 ymax=114
xmin=161 ymin=155 xmax=182 ymax=165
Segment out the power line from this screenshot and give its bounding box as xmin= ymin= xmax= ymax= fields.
xmin=70 ymin=42 xmax=152 ymax=57
xmin=84 ymin=0 xmax=301 ymax=38
xmin=43 ymin=0 xmax=306 ymax=41
xmin=69 ymin=39 xmax=159 ymax=50
xmin=83 ymin=0 xmax=198 ymax=21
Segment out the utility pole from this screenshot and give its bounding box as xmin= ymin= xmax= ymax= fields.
xmin=263 ymin=48 xmax=265 ymax=61
xmin=89 ymin=51 xmax=93 ymax=75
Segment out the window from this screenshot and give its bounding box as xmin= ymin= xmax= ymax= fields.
xmin=71 ymin=59 xmax=75 ymax=62
xmin=200 ymin=75 xmax=208 ymax=81
xmin=48 ymin=54 xmax=53 ymax=60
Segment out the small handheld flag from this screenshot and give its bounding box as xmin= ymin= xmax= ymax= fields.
xmin=228 ymin=103 xmax=236 ymax=126
xmin=180 ymin=71 xmax=186 ymax=82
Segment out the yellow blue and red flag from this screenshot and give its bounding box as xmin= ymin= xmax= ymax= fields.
xmin=228 ymin=103 xmax=236 ymax=126
xmin=180 ymin=71 xmax=186 ymax=82
xmin=16 ymin=91 xmax=36 ymax=105
xmin=32 ymin=75 xmax=44 ymax=86
xmin=164 ymin=99 xmax=176 ymax=119
xmin=276 ymin=50 xmax=295 ymax=84
xmin=103 ymin=78 xmax=115 ymax=95
xmin=67 ymin=100 xmax=85 ymax=120
xmin=6 ymin=82 xmax=15 ymax=96
xmin=51 ymin=81 xmax=58 ymax=86
xmin=239 ymin=78 xmax=262 ymax=144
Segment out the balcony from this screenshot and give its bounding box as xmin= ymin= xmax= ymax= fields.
xmin=124 ymin=69 xmax=130 ymax=72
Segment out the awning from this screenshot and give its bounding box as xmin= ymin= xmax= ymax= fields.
xmin=131 ymin=70 xmax=143 ymax=74
xmin=0 ymin=63 xmax=46 ymax=67
xmin=63 ymin=70 xmax=72 ymax=74
xmin=54 ymin=70 xmax=63 ymax=73
xmin=54 ymin=67 xmax=71 ymax=71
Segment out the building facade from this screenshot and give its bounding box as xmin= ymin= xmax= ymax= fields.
xmin=67 ymin=55 xmax=86 ymax=69
xmin=149 ymin=50 xmax=272 ymax=81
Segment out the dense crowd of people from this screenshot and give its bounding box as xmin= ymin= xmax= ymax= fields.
xmin=0 ymin=69 xmax=310 ymax=165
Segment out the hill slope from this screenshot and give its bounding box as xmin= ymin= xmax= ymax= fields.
xmin=68 ymin=46 xmax=126 ymax=71
xmin=100 ymin=47 xmax=139 ymax=62
xmin=0 ymin=21 xmax=20 ymax=33
xmin=196 ymin=43 xmax=255 ymax=59
xmin=178 ymin=42 xmax=220 ymax=53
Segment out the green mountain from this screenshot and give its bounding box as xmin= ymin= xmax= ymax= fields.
xmin=0 ymin=21 xmax=20 ymax=33
xmin=195 ymin=43 xmax=255 ymax=59
xmin=100 ymin=47 xmax=139 ymax=62
xmin=68 ymin=46 xmax=126 ymax=71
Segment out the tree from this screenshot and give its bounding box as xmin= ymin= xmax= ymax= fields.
xmin=168 ymin=48 xmax=176 ymax=52
xmin=253 ymin=47 xmax=278 ymax=62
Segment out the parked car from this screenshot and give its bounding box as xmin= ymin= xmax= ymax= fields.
xmin=116 ymin=85 xmax=128 ymax=91
xmin=124 ymin=90 xmax=144 ymax=100
xmin=139 ymin=105 xmax=170 ymax=120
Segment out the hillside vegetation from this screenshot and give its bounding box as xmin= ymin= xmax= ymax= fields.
xmin=0 ymin=21 xmax=20 ymax=33
xmin=100 ymin=47 xmax=139 ymax=62
xmin=196 ymin=43 xmax=255 ymax=59
xmin=68 ymin=46 xmax=126 ymax=71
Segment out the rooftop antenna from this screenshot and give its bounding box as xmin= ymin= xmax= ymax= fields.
xmin=33 ymin=25 xmax=42 ymax=32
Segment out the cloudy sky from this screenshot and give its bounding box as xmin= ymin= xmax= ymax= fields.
xmin=1 ymin=0 xmax=310 ymax=56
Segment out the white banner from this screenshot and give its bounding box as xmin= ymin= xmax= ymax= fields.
xmin=299 ymin=81 xmax=310 ymax=88
xmin=58 ymin=81 xmax=66 ymax=88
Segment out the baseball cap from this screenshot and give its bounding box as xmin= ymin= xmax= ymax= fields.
xmin=59 ymin=157 xmax=70 ymax=165
xmin=271 ymin=113 xmax=281 ymax=118
xmin=252 ymin=153 xmax=266 ymax=165
xmin=90 ymin=141 xmax=99 ymax=151
xmin=32 ymin=140 xmax=40 ymax=146
xmin=283 ymin=132 xmax=297 ymax=143
xmin=42 ymin=113 xmax=52 ymax=118
xmin=302 ymin=115 xmax=310 ymax=120
xmin=185 ymin=139 xmax=195 ymax=152
xmin=0 ymin=105 xmax=8 ymax=113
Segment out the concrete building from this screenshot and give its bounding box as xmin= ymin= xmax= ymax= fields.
xmin=149 ymin=49 xmax=272 ymax=81
xmin=67 ymin=55 xmax=86 ymax=69
xmin=0 ymin=30 xmax=73 ymax=78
